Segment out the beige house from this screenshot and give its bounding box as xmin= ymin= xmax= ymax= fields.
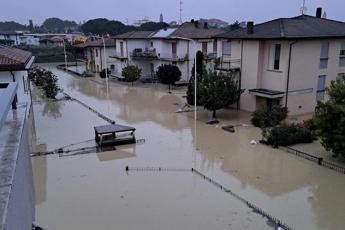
xmin=216 ymin=8 xmax=345 ymax=116
xmin=75 ymin=38 xmax=116 ymax=73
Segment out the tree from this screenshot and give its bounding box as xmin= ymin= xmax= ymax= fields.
xmin=81 ymin=19 xmax=129 ymax=35
xmin=42 ymin=18 xmax=77 ymax=33
xmin=122 ymin=65 xmax=141 ymax=85
xmin=228 ymin=21 xmax=241 ymax=31
xmin=313 ymin=76 xmax=345 ymax=158
xmin=139 ymin=22 xmax=168 ymax=31
xmin=251 ymin=105 xmax=288 ymax=141
xmin=156 ymin=64 xmax=181 ymax=92
xmin=28 ymin=67 xmax=61 ymax=99
xmin=199 ymin=70 xmax=243 ymax=122
xmin=187 ymin=51 xmax=204 ymax=105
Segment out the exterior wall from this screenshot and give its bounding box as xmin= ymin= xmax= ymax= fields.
xmin=0 ymin=71 xmax=30 ymax=103
xmin=228 ymin=38 xmax=345 ymax=116
xmin=240 ymin=40 xmax=262 ymax=112
xmin=4 ymin=119 xmax=35 ymax=230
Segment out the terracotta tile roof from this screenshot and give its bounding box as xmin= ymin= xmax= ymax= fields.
xmin=74 ymin=37 xmax=116 ymax=48
xmin=0 ymin=45 xmax=33 ymax=71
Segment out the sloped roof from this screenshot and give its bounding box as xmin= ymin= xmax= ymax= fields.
xmin=74 ymin=37 xmax=116 ymax=48
xmin=169 ymin=22 xmax=224 ymax=39
xmin=114 ymin=31 xmax=155 ymax=39
xmin=217 ymin=15 xmax=345 ymax=40
xmin=0 ymin=45 xmax=33 ymax=71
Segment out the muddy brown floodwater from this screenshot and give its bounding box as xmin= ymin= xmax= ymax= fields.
xmin=30 ymin=64 xmax=345 ymax=230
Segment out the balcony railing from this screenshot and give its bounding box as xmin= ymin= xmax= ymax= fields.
xmin=130 ymin=48 xmax=158 ymax=60
xmin=158 ymin=53 xmax=188 ymax=62
xmin=215 ymin=56 xmax=241 ymax=71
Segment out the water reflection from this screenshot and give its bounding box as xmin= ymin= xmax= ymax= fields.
xmin=42 ymin=101 xmax=63 ymax=119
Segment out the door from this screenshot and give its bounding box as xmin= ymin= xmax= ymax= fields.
xmin=172 ymin=42 xmax=177 ymax=58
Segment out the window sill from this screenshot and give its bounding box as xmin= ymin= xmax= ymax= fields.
xmin=266 ymin=69 xmax=283 ymax=73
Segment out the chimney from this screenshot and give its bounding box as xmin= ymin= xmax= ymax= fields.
xmin=194 ymin=20 xmax=199 ymax=28
xmin=204 ymin=22 xmax=208 ymax=29
xmin=247 ymin=21 xmax=254 ymax=34
xmin=316 ymin=7 xmax=322 ymax=18
xmin=191 ymin=19 xmax=195 ymax=23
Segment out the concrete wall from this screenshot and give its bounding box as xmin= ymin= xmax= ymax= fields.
xmin=4 ymin=118 xmax=35 ymax=230
xmin=0 ymin=71 xmax=30 ymax=103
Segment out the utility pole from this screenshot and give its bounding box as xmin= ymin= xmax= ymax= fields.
xmin=179 ymin=0 xmax=183 ymax=25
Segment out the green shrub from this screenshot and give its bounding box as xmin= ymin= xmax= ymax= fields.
xmin=156 ymin=64 xmax=181 ymax=91
xmin=267 ymin=123 xmax=316 ymax=147
xmin=28 ymin=67 xmax=61 ymax=99
xmin=122 ymin=65 xmax=141 ymax=84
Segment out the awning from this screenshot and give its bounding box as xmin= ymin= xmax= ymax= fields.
xmin=248 ymin=88 xmax=285 ymax=99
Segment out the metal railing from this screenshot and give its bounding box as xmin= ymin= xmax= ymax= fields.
xmin=215 ymin=56 xmax=241 ymax=70
xmin=130 ymin=49 xmax=158 ymax=59
xmin=279 ymin=146 xmax=345 ymax=174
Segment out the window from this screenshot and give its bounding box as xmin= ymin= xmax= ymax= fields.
xmin=316 ymin=75 xmax=326 ymax=101
xmin=339 ymin=41 xmax=345 ymax=67
xmin=273 ymin=44 xmax=281 ymax=70
xmin=120 ymin=42 xmax=124 ymax=57
xmin=95 ymin=49 xmax=98 ymax=57
xmin=202 ymin=42 xmax=208 ymax=54
xmin=222 ymin=41 xmax=231 ymax=56
xmin=150 ymin=41 xmax=153 ymax=47
xmin=213 ymin=40 xmax=217 ymax=53
xmin=110 ymin=64 xmax=115 ymax=71
xmin=320 ymin=41 xmax=329 ymax=69
xmin=337 ymin=73 xmax=345 ymax=82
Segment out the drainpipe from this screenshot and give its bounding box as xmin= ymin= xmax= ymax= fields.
xmin=237 ymin=40 xmax=244 ymax=110
xmin=285 ymin=40 xmax=298 ymax=107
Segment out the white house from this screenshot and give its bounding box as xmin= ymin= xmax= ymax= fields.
xmin=112 ymin=21 xmax=224 ymax=82
xmin=0 ymin=45 xmax=35 ymax=104
xmin=215 ymin=8 xmax=345 ymax=116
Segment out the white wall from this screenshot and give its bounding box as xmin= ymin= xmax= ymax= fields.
xmin=0 ymin=71 xmax=30 ymax=103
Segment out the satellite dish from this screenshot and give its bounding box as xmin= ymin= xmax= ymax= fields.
xmin=300 ymin=6 xmax=308 ymax=15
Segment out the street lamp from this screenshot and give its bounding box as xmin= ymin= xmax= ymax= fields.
xmin=171 ymin=36 xmax=197 ymax=121
xmin=62 ymin=39 xmax=67 ymax=70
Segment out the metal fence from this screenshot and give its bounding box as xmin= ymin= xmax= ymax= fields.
xmin=279 ymin=146 xmax=345 ymax=174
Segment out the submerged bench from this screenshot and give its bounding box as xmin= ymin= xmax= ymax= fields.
xmin=94 ymin=124 xmax=136 ymax=147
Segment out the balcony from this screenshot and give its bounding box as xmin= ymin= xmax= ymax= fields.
xmin=215 ymin=56 xmax=241 ymax=71
xmin=130 ymin=48 xmax=158 ymax=60
xmin=110 ymin=51 xmax=127 ymax=60
xmin=158 ymin=53 xmax=188 ymax=62
xmin=204 ymin=52 xmax=217 ymax=60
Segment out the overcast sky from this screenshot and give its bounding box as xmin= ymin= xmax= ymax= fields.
xmin=1 ymin=0 xmax=344 ymax=25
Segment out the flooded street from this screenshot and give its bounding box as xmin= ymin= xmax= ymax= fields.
xmin=31 ymin=64 xmax=345 ymax=230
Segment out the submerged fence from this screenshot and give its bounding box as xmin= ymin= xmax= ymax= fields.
xmin=126 ymin=166 xmax=294 ymax=230
xmin=279 ymin=146 xmax=345 ymax=174
xmin=62 ymin=92 xmax=116 ymax=124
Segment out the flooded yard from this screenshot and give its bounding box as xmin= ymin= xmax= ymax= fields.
xmin=31 ymin=64 xmax=345 ymax=230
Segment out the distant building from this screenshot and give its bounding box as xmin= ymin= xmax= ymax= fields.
xmin=215 ymin=8 xmax=345 ymax=115
xmin=199 ymin=18 xmax=229 ymax=29
xmin=74 ymin=37 xmax=116 ymax=73
xmin=160 ymin=13 xmax=164 ymax=23
xmin=133 ymin=17 xmax=151 ymax=27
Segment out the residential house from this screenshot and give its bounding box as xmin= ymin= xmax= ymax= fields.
xmin=75 ymin=37 xmax=116 ymax=73
xmin=113 ymin=21 xmax=224 ymax=82
xmin=0 ymin=45 xmax=35 ymax=103
xmin=215 ymin=8 xmax=345 ymax=116
xmin=0 ymin=31 xmax=23 ymax=46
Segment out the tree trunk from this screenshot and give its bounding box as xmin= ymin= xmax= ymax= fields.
xmin=212 ymin=110 xmax=216 ymax=119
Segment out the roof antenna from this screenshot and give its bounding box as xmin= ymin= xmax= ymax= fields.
xmin=179 ymin=0 xmax=183 ymax=25
xmin=300 ymin=0 xmax=308 ymax=15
